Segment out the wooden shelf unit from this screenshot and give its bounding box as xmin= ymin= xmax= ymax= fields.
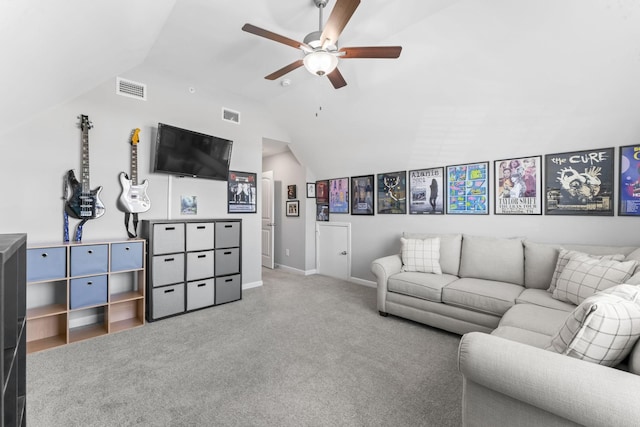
xmin=26 ymin=239 xmax=145 ymax=353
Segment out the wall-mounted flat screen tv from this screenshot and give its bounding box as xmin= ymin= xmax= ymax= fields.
xmin=153 ymin=123 xmax=233 ymax=181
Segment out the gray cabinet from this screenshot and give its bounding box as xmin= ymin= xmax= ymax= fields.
xmin=141 ymin=219 xmax=242 ymax=321
xmin=1 ymin=234 xmax=27 ymax=427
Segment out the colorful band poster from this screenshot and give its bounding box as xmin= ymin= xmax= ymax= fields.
xmin=619 ymin=144 xmax=640 ymax=216
xmin=545 ymin=147 xmax=614 ymax=216
xmin=409 ymin=167 xmax=444 ymax=214
xmin=329 ymin=177 xmax=349 ymax=213
xmin=494 ymin=156 xmax=542 ymax=215
xmin=446 ymin=162 xmax=489 ymax=214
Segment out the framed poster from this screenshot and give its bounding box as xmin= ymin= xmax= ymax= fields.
xmin=494 ymin=156 xmax=542 ymax=215
xmin=620 ymin=144 xmax=640 ymax=216
xmin=446 ymin=162 xmax=489 ymax=214
xmin=228 ymin=171 xmax=257 ymax=213
xmin=408 ymin=167 xmax=444 ymax=214
xmin=377 ymin=171 xmax=407 ymax=214
xmin=329 ymin=177 xmax=349 ymax=213
xmin=316 ymin=180 xmax=329 ymax=204
xmin=287 ymin=185 xmax=297 ymax=199
xmin=316 ymin=204 xmax=329 ymax=221
xmin=306 ymin=182 xmax=316 ymax=198
xmin=545 ymin=147 xmax=614 ymax=216
xmin=286 ymin=200 xmax=299 ymax=217
xmin=351 ymin=175 xmax=375 ymax=215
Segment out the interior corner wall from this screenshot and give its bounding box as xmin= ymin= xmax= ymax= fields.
xmin=0 ymin=67 xmax=290 ymax=287
xmin=262 ymin=150 xmax=308 ymax=272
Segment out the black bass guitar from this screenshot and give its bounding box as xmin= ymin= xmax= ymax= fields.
xmin=65 ymin=114 xmax=105 ymax=219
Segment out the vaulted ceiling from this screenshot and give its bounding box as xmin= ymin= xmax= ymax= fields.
xmin=3 ymin=0 xmax=640 ymax=176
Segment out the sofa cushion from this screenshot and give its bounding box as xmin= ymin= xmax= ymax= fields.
xmin=491 ymin=325 xmax=551 ymax=349
xmin=403 ymin=232 xmax=462 ymax=276
xmin=442 ymin=278 xmax=524 ymax=316
xmin=523 ymin=241 xmax=562 ymax=289
xmin=387 ymin=272 xmax=458 ymax=302
xmin=458 ymin=235 xmax=524 ymax=285
xmin=500 ymin=303 xmax=571 ymax=336
xmin=548 ymin=249 xmax=625 ymax=293
xmin=400 ymin=237 xmax=442 ymax=274
xmin=629 ymin=340 xmax=640 ymax=375
xmin=515 ymin=288 xmax=576 ymax=312
xmin=552 ymin=255 xmax=638 ymax=305
xmin=546 ymin=284 xmax=640 ymax=367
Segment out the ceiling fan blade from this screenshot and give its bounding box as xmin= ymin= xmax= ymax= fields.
xmin=327 ymin=67 xmax=347 ymax=89
xmin=265 ymin=60 xmax=304 ymax=80
xmin=242 ymin=23 xmax=310 ymax=50
xmin=339 ymin=46 xmax=403 ymax=59
xmin=320 ymin=0 xmax=360 ymax=48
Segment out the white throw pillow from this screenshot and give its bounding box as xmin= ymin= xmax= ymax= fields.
xmin=546 ymin=284 xmax=640 ymax=366
xmin=552 ymin=255 xmax=638 ymax=305
xmin=400 ymin=237 xmax=442 ymax=274
xmin=547 ymin=249 xmax=625 ymax=293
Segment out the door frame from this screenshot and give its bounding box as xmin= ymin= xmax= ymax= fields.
xmin=315 ymin=221 xmax=351 ymax=280
xmin=261 ymin=170 xmax=275 ymax=269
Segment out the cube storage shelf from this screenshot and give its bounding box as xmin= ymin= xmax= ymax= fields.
xmin=141 ymin=219 xmax=242 ymax=322
xmin=1 ymin=234 xmax=27 ymax=427
xmin=25 ymin=239 xmax=145 ymax=354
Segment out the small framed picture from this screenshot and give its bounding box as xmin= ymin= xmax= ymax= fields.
xmin=408 ymin=168 xmax=444 ymax=214
xmin=351 ymin=175 xmax=375 ymax=215
xmin=446 ymin=162 xmax=489 ymax=214
xmin=307 ymin=182 xmax=316 ymax=198
xmin=494 ymin=156 xmax=542 ymax=215
xmin=286 ymin=200 xmax=299 ymax=217
xmin=316 ymin=204 xmax=329 ymax=221
xmin=329 ymin=177 xmax=349 ymax=213
xmin=619 ymin=144 xmax=640 ymax=216
xmin=545 ymin=147 xmax=614 ymax=216
xmin=316 ymin=180 xmax=329 ymax=204
xmin=287 ymin=185 xmax=297 ymax=199
xmin=377 ymin=171 xmax=407 ymax=214
xmin=228 ymin=171 xmax=257 ymax=214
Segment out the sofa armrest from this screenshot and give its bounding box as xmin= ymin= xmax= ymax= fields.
xmin=458 ymin=332 xmax=640 ymax=427
xmin=371 ymin=254 xmax=402 ymax=313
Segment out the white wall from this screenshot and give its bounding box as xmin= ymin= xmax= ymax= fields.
xmin=0 ymin=65 xmax=290 ymax=287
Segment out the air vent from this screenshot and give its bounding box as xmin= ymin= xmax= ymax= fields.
xmin=116 ymin=77 xmax=147 ymax=101
xmin=222 ymin=108 xmax=240 ymax=124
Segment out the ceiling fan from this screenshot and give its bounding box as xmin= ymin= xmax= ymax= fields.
xmin=242 ymin=0 xmax=402 ymax=89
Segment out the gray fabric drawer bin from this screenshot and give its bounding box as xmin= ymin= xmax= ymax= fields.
xmin=152 ymin=253 xmax=185 ymax=287
xmin=186 ymin=222 xmax=214 ymax=251
xmin=152 ymin=223 xmax=185 ymax=255
xmin=215 ymin=222 xmax=240 ymax=248
xmin=215 ymin=248 xmax=239 ymax=276
xmin=186 ymin=250 xmax=214 ymax=281
xmin=216 ymin=274 xmax=241 ymax=304
xmin=152 ymin=284 xmax=185 ymax=319
xmin=187 ymin=278 xmax=215 ymax=310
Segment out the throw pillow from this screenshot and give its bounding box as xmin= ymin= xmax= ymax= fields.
xmin=547 ymin=249 xmax=625 ymax=293
xmin=400 ymin=237 xmax=442 ymax=274
xmin=546 ymin=284 xmax=640 ymax=366
xmin=552 ymin=255 xmax=638 ymax=305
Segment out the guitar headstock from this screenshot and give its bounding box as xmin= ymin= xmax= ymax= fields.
xmin=131 ymin=128 xmax=141 ymax=145
xmin=78 ymin=114 xmax=93 ymax=131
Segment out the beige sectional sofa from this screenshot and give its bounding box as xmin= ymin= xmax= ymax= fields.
xmin=371 ymin=233 xmax=640 ymax=427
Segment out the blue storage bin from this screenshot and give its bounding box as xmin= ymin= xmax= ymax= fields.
xmin=70 ymin=244 xmax=108 ymax=276
xmin=111 ymin=242 xmax=143 ymax=271
xmin=27 ymin=247 xmax=66 ymax=282
xmin=70 ymin=274 xmax=108 ymax=309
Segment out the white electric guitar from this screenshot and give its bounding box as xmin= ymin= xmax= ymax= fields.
xmin=118 ymin=128 xmax=151 ymax=213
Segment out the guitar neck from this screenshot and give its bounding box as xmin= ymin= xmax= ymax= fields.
xmin=81 ymin=124 xmax=90 ymax=193
xmin=131 ymin=143 xmax=138 ymax=185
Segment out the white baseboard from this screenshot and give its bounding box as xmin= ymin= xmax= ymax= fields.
xmin=243 ymin=280 xmax=263 ymax=290
xmin=349 ymin=277 xmax=376 ymax=288
xmin=274 ymin=264 xmax=316 ymax=276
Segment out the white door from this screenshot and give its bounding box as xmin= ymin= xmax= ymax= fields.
xmin=316 ymin=222 xmax=350 ymax=280
xmin=261 ymin=170 xmax=275 ymax=268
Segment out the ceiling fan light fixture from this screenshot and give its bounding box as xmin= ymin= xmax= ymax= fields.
xmin=303 ymin=50 xmax=338 ymax=76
